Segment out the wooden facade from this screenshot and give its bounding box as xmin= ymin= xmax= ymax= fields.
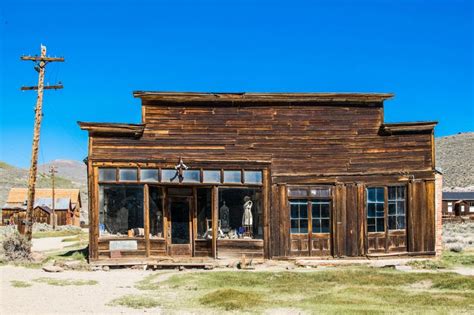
xmin=1 ymin=188 xmax=81 ymax=226
xmin=79 ymin=92 xmax=440 ymax=263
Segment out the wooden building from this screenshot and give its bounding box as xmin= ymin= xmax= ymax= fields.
xmin=442 ymin=191 xmax=474 ymax=218
xmin=79 ymin=91 xmax=442 ymax=263
xmin=1 ymin=188 xmax=81 ymax=226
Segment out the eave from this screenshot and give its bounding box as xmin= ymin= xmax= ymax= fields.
xmin=78 ymin=122 xmax=145 ymax=137
xmin=381 ymin=121 xmax=438 ymax=135
xmin=133 ymin=91 xmax=394 ymax=104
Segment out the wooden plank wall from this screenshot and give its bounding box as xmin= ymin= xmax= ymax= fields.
xmin=89 ymin=103 xmax=433 ymax=178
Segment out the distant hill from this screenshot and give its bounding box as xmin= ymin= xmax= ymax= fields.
xmin=0 ymin=160 xmax=88 ymax=223
xmin=435 ymin=132 xmax=474 ymax=191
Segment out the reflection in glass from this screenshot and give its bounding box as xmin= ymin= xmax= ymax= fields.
xmin=203 ymin=170 xmax=221 ymax=183
xmin=149 ymin=186 xmax=163 ymax=238
xmin=99 ymin=168 xmax=116 ymax=182
xmin=140 ymin=169 xmax=159 ymax=182
xmin=244 ymin=171 xmax=262 ymax=184
xmin=223 ymin=170 xmax=241 ymax=183
xmin=119 ymin=169 xmax=138 ymax=182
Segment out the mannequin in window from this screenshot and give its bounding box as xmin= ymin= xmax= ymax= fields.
xmin=242 ymin=196 xmax=253 ymax=238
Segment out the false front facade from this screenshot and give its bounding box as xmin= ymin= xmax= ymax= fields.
xmin=79 ymin=92 xmax=441 ymax=263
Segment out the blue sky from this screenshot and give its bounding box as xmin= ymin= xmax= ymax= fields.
xmin=0 ymin=0 xmax=473 ymax=168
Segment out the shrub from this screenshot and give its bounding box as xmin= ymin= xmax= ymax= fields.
xmin=1 ymin=231 xmax=32 ymax=262
xmin=446 ymin=244 xmax=464 ymax=253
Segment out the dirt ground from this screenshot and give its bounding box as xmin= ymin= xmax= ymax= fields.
xmin=0 ymin=265 xmax=158 ymax=314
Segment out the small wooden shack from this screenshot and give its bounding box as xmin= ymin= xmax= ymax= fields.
xmin=79 ymin=91 xmax=442 ymax=264
xmin=442 ymin=191 xmax=474 ymax=218
xmin=1 ymin=188 xmax=82 ymax=226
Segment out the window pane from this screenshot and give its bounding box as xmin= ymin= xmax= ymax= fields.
xmin=99 ymin=185 xmax=144 ymax=236
xmin=290 ymin=205 xmax=299 ymax=219
xmin=397 ymin=201 xmax=405 ymax=214
xmin=196 ymin=188 xmax=212 ymax=239
xmin=367 ymin=218 xmax=375 ymax=232
xmin=218 ymin=188 xmax=263 ymax=239
xmin=244 ymin=171 xmax=262 ymax=184
xmin=149 ymin=186 xmax=163 ymax=237
xmin=376 ymin=188 xmax=384 ymax=202
xmin=162 ymin=169 xmax=179 ymax=183
xmin=203 ymin=170 xmax=221 ymax=183
xmin=300 ymin=220 xmax=308 ymax=233
xmin=309 ymin=187 xmax=331 ymax=198
xmin=388 ymin=202 xmax=396 ymax=215
xmin=376 ymin=218 xmax=385 ymax=232
xmin=388 ymin=216 xmax=396 ymax=230
xmin=368 ymin=188 xmax=376 ymax=202
xmin=320 ymin=203 xmax=330 ymax=218
xmin=140 ymin=169 xmax=158 ymax=182
xmin=300 ymin=206 xmax=308 ymax=218
xmin=388 ymin=187 xmax=396 ymax=200
xmin=183 ymin=170 xmax=200 ymax=183
xmin=99 ymin=168 xmax=116 ymax=182
xmin=368 ymin=203 xmax=376 ymax=218
xmin=312 ymin=219 xmax=320 ymax=233
xmin=376 ymin=203 xmax=384 ymax=216
xmin=397 ymin=216 xmax=405 ymax=229
xmin=321 ymin=219 xmax=330 ymax=233
xmin=288 ymin=188 xmax=308 ymax=197
xmin=223 ymin=170 xmax=241 ymax=183
xmin=119 ymin=169 xmax=138 ymax=182
xmin=291 ymin=220 xmax=299 ymax=233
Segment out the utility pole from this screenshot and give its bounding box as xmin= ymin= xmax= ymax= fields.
xmin=21 ymin=45 xmax=64 ymax=241
xmin=49 ymin=166 xmax=58 ymax=230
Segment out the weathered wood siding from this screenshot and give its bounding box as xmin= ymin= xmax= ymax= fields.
xmin=89 ymin=103 xmax=433 ymax=176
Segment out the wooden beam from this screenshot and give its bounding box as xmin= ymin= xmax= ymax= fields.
xmin=20 ymin=56 xmax=65 ymax=62
xmin=144 ymin=184 xmax=150 ymax=257
xmin=211 ymin=186 xmax=218 ymax=259
xmin=21 ymin=85 xmax=63 ymax=91
xmin=262 ymin=169 xmax=270 ymax=259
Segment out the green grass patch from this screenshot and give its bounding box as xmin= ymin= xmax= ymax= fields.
xmin=442 ymin=249 xmax=474 ymax=266
xmin=134 ymin=267 xmax=474 ymax=313
xmin=199 ymin=288 xmax=264 ymax=310
xmin=10 ymin=280 xmax=32 ymax=288
xmin=108 ymin=295 xmax=160 ymax=309
xmin=33 ymin=277 xmax=97 ymax=286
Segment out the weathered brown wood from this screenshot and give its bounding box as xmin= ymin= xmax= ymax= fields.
xmin=211 ymin=186 xmax=218 ymax=259
xmin=144 ymin=184 xmax=150 ymax=257
xmin=263 ymin=168 xmax=270 ymax=259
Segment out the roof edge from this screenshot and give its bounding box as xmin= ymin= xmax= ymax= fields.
xmin=381 ymin=121 xmax=437 ymax=134
xmin=133 ymin=91 xmax=394 ymax=103
xmin=78 ymin=122 xmax=145 ymax=137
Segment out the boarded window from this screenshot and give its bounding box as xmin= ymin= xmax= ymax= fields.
xmin=388 ymin=186 xmax=405 ymax=230
xmin=367 ymin=187 xmax=385 ymax=232
xmin=99 ymin=185 xmax=144 ymax=237
xmin=290 ymin=200 xmax=308 ymax=233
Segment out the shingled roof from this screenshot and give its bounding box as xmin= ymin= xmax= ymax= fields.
xmin=6 ymin=188 xmax=81 ymax=207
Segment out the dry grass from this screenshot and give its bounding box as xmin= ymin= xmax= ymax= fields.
xmin=33 ymin=277 xmax=97 ymax=286
xmin=10 ymin=280 xmax=32 ymax=288
xmin=129 ymin=267 xmax=474 ymax=313
xmin=108 ymin=295 xmax=160 ymax=309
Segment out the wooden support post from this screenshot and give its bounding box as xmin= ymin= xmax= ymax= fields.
xmin=144 ymin=184 xmax=150 ymax=257
xmin=21 ymin=45 xmax=64 ymax=241
xmin=211 ymin=186 xmax=218 ymax=259
xmin=262 ymin=169 xmax=270 ymax=259
xmin=49 ymin=166 xmax=57 ymax=229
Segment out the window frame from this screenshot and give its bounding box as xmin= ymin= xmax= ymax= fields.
xmin=288 ymin=186 xmax=332 ymax=236
xmin=366 ymin=185 xmax=407 ymax=235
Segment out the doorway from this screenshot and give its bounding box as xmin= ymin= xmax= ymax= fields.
xmin=167 ymin=188 xmax=193 ymax=256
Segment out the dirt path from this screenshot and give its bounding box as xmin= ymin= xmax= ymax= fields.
xmin=31 ymin=236 xmax=78 ymax=252
xmin=0 ymin=265 xmax=168 ymax=314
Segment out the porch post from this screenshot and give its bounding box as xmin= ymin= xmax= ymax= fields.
xmin=212 ymin=186 xmax=218 ymax=259
xmin=144 ymin=184 xmax=150 ymax=257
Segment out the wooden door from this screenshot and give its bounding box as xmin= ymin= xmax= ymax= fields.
xmin=167 ymin=196 xmax=193 ymax=256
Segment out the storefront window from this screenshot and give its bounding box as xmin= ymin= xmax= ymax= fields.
xmin=99 ymin=185 xmax=144 ymax=237
xmin=149 ymin=186 xmax=164 ymax=238
xmin=196 ymin=188 xmax=212 ymax=239
xmin=183 ymin=170 xmax=200 ymax=183
xmin=218 ymin=188 xmax=262 ymax=239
